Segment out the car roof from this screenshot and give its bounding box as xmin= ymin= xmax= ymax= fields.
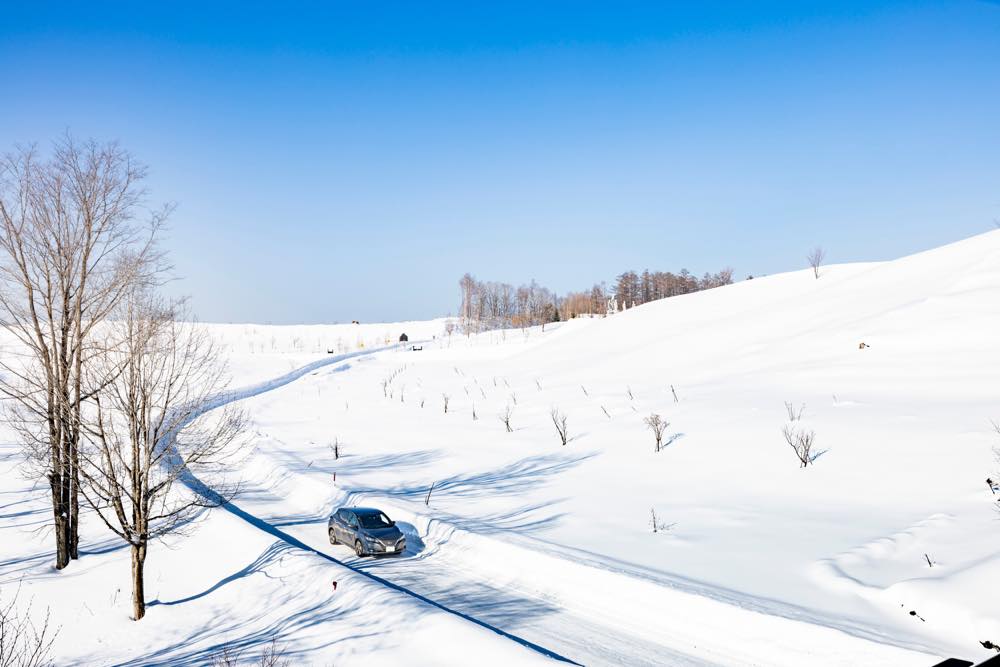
xmin=347 ymin=507 xmax=384 ymax=515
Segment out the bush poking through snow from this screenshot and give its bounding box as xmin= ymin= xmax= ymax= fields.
xmin=499 ymin=405 xmax=514 ymax=432
xmin=645 ymin=413 xmax=669 ymax=452
xmin=211 ymin=637 xmax=288 ymax=667
xmin=442 ymin=393 xmax=450 ymax=414
xmin=330 ymin=438 xmax=342 ymax=460
xmin=783 ymin=425 xmax=818 ymax=467
xmin=784 ymin=402 xmax=805 ymax=422
xmin=551 ymin=408 xmax=569 ymax=446
xmin=0 ymin=587 xmax=56 ymax=667
xmin=650 ymin=508 xmax=674 ymax=533
xmin=424 ymin=482 xmax=435 ymax=506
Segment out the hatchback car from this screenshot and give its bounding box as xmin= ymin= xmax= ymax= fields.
xmin=328 ymin=507 xmax=406 ymax=557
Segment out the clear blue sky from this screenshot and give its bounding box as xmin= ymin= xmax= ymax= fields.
xmin=2 ymin=2 xmax=998 ymax=323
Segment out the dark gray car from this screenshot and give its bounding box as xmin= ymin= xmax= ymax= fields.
xmin=328 ymin=507 xmax=406 ymax=557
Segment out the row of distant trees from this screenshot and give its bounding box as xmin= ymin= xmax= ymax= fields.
xmin=458 ymin=266 xmax=734 ymax=331
xmin=458 ymin=274 xmax=560 ymax=332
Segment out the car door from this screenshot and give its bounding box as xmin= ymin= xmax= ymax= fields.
xmin=333 ymin=509 xmax=350 ymax=543
xmin=345 ymin=512 xmax=360 ymax=542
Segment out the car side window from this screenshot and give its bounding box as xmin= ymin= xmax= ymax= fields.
xmin=347 ymin=513 xmax=358 ymax=529
xmin=336 ymin=509 xmax=348 ymax=522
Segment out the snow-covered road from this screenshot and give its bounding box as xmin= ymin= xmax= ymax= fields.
xmin=184 ymin=346 xmax=934 ymax=667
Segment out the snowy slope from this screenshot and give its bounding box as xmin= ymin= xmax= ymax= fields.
xmin=2 ymin=231 xmax=1000 ymax=665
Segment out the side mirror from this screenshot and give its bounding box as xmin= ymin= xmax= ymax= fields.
xmin=390 ymin=520 xmax=396 ymax=527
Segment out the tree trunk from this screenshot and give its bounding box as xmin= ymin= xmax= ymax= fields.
xmin=49 ymin=473 xmax=69 ymax=570
xmin=131 ymin=543 xmax=147 ymax=620
xmin=68 ymin=443 xmax=80 ymax=560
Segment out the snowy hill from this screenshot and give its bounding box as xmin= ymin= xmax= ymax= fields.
xmin=2 ymin=231 xmax=999 ymax=665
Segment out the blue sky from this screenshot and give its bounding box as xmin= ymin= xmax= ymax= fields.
xmin=2 ymin=2 xmax=998 ymax=323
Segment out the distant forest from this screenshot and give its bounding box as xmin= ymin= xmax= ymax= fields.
xmin=458 ymin=267 xmax=734 ymax=332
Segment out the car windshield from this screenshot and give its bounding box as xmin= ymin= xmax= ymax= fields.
xmin=357 ymin=512 xmax=392 ymax=529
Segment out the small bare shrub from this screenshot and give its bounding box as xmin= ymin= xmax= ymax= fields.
xmin=782 ymin=424 xmax=818 ymax=467
xmin=211 ymin=637 xmax=288 ymax=667
xmin=649 ymin=508 xmax=674 ymax=533
xmin=0 ymin=587 xmax=56 ymax=667
xmin=644 ymin=413 xmax=669 ymax=452
xmin=499 ymin=405 xmax=513 ymax=432
xmin=442 ymin=393 xmax=450 ymax=414
xmin=784 ymin=401 xmax=805 ymax=421
xmin=550 ymin=408 xmax=569 ymax=446
xmin=424 ymin=482 xmax=435 ymax=506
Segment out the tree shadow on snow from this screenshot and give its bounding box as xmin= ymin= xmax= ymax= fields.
xmin=345 ymin=451 xmax=596 ymax=503
xmin=112 ymin=595 xmax=374 ymax=666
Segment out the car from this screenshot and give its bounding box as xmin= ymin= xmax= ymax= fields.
xmin=328 ymin=507 xmax=406 ymax=557
xmin=410 ymin=344 xmax=423 ymax=351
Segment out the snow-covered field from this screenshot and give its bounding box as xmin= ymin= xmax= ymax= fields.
xmin=2 ymin=231 xmax=1000 ymax=665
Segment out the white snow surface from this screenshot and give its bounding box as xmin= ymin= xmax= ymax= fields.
xmin=3 ymin=231 xmax=1000 ymax=665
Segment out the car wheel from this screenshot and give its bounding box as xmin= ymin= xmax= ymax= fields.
xmin=355 ymin=540 xmax=366 ymax=557
xmin=329 ymin=528 xmax=338 ymax=545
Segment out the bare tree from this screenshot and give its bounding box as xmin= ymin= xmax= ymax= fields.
xmin=644 ymin=413 xmax=669 ymax=452
xmin=782 ymin=425 xmax=818 ymax=467
xmin=499 ymin=405 xmax=513 ymax=432
xmin=807 ymin=247 xmax=826 ymax=279
xmin=441 ymin=393 xmax=449 ymax=414
xmin=0 ymin=587 xmax=56 ymax=667
xmin=78 ymin=292 xmax=246 ymax=620
xmin=0 ymin=138 xmax=166 ymax=569
xmin=550 ymin=408 xmax=569 ymax=446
